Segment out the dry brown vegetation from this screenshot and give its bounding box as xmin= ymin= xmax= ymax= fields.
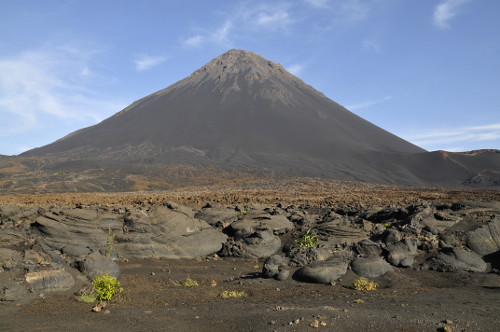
xmin=1 ymin=177 xmax=498 ymax=209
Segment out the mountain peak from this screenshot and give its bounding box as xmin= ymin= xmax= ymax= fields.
xmin=190 ymin=49 xmax=287 ymax=84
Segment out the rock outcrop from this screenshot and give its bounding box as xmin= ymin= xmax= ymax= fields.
xmin=1 ymin=200 xmax=499 ymax=300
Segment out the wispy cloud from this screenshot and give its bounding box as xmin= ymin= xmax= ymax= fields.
xmin=346 ymin=95 xmax=392 ymax=111
xmin=212 ymin=21 xmax=232 ymax=44
xmin=0 ymin=47 xmax=124 ymax=138
xmin=255 ymin=10 xmax=293 ymax=29
xmin=286 ymin=64 xmax=305 ymax=76
xmin=433 ymin=0 xmax=471 ymax=29
xmin=182 ymin=2 xmax=294 ymax=48
xmin=183 ymin=35 xmax=204 ymax=48
xmin=362 ymin=39 xmax=382 ymax=54
xmin=337 ymin=0 xmax=371 ymax=23
xmin=405 ymin=122 xmax=500 ymax=151
xmin=182 ymin=20 xmax=233 ymax=48
xmin=134 ymin=55 xmax=166 ymax=71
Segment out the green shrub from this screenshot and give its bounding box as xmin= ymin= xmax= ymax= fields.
xmin=353 ymin=277 xmax=377 ymax=291
xmin=220 ymin=290 xmax=247 ymax=298
xmin=180 ymin=277 xmax=199 ymax=287
xmin=295 ymin=229 xmax=319 ymax=248
xmin=92 ymin=274 xmax=123 ymax=301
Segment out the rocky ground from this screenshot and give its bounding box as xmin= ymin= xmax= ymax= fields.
xmin=1 ymin=187 xmax=499 ymax=331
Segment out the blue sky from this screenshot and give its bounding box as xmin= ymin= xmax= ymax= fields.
xmin=1 ymin=0 xmax=499 ymax=155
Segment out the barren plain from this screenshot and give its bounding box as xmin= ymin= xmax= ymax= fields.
xmin=1 ymin=180 xmax=500 ymax=331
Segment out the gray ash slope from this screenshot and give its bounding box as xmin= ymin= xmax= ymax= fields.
xmin=22 ymin=50 xmax=500 ymax=188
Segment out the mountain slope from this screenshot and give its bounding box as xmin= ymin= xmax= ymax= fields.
xmin=20 ymin=49 xmax=499 ymax=189
xmin=24 ymin=50 xmax=423 ymax=157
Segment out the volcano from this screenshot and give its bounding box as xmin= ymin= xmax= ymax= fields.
xmin=21 ymin=49 xmax=500 ymax=189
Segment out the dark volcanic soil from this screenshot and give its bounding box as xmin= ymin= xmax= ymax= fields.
xmin=2 ymin=258 xmax=500 ymax=332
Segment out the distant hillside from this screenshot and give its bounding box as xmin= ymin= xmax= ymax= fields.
xmin=16 ymin=49 xmax=500 ymax=190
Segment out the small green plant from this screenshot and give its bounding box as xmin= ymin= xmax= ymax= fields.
xmin=105 ymin=227 xmax=116 ymax=257
xmin=92 ymin=274 xmax=123 ymax=301
xmin=180 ymin=277 xmax=199 ymax=287
xmin=295 ymin=229 xmax=319 ymax=248
xmin=383 ymin=222 xmax=392 ymax=228
xmin=353 ymin=277 xmax=377 ymax=291
xmin=354 ymin=299 xmax=365 ymax=304
xmin=220 ymin=290 xmax=247 ymax=298
xmin=241 ymin=210 xmax=248 ymax=215
xmin=77 ymin=293 xmax=97 ymax=303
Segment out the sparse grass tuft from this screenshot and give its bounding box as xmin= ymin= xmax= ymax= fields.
xmin=353 ymin=277 xmax=377 ymax=291
xmin=220 ymin=290 xmax=247 ymax=298
xmin=105 ymin=227 xmax=116 ymax=257
xmin=295 ymin=229 xmax=319 ymax=248
xmin=76 ymin=293 xmax=97 ymax=303
xmin=180 ymin=277 xmax=199 ymax=287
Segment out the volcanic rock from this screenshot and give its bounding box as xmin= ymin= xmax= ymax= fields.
xmin=351 ymin=256 xmax=393 ymax=278
xmin=24 ymin=268 xmax=75 ymax=292
xmin=262 ymin=255 xmax=290 ymax=280
xmin=426 ymin=247 xmax=487 ymax=273
xmin=74 ymin=252 xmax=121 ymax=279
xmin=294 ymin=258 xmax=349 ymax=284
xmin=466 ymin=220 xmax=500 ymax=256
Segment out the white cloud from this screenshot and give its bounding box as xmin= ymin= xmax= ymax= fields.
xmin=255 ymin=10 xmax=293 ymax=29
xmin=181 ymin=3 xmax=295 ymax=48
xmin=286 ymin=64 xmax=305 ymax=76
xmin=405 ymin=122 xmax=500 ymax=150
xmin=362 ymin=39 xmax=382 ymax=54
xmin=346 ymin=95 xmax=392 ymax=111
xmin=183 ymin=35 xmax=204 ymax=48
xmin=338 ymin=0 xmax=371 ymax=23
xmin=0 ymin=47 xmax=125 ymax=137
xmin=212 ymin=21 xmax=232 ymax=44
xmin=182 ymin=20 xmax=233 ymax=48
xmin=134 ymin=55 xmax=166 ymax=71
xmin=433 ymin=0 xmax=471 ymax=29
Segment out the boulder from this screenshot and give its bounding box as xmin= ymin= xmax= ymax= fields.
xmin=194 ymin=207 xmax=240 ymax=228
xmin=31 ymin=215 xmax=107 ymax=257
xmin=294 ymin=258 xmax=349 ymax=284
xmin=288 ymin=246 xmax=334 ymax=267
xmin=220 ymin=230 xmax=281 ymax=258
xmin=0 ymin=279 xmax=26 ymax=301
xmin=115 ymin=206 xmax=228 ymax=259
xmin=355 ymin=239 xmax=383 ymax=257
xmin=228 ymin=213 xmax=294 ymax=239
xmin=351 ymin=256 xmax=393 ymax=278
xmin=314 ymin=222 xmax=368 ymax=245
xmin=74 ymin=252 xmax=120 ymax=279
xmin=385 ymin=238 xmax=418 ymax=267
xmin=426 ymin=247 xmax=487 ymax=273
xmin=383 ymin=229 xmax=402 ymax=245
xmin=0 ymin=248 xmax=22 ymax=272
xmin=262 ymin=255 xmax=290 ymax=280
xmin=25 ymin=269 xmax=75 ymax=292
xmin=466 ymin=220 xmax=500 ymax=256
